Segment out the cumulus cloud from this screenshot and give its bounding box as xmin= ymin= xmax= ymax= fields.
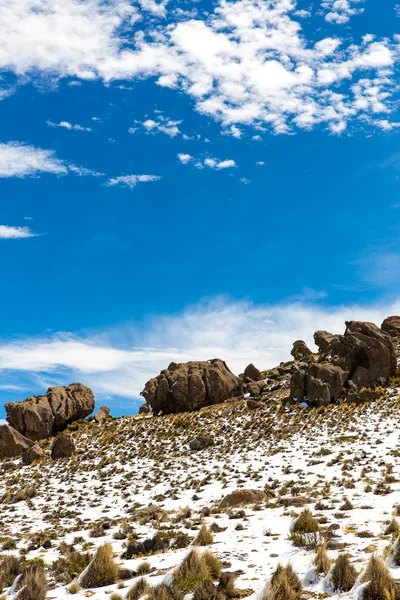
xmin=130 ymin=114 xmax=182 ymax=137
xmin=178 ymin=154 xmax=237 ymax=169
xmin=0 ymin=225 xmax=38 ymax=239
xmin=0 ymin=296 xmax=398 ymax=405
xmin=0 ymin=0 xmax=399 ymax=135
xmin=322 ymin=0 xmax=365 ymax=24
xmin=106 ymin=174 xmax=161 ymax=188
xmin=46 ymin=120 xmax=92 ymax=131
xmin=0 ymin=142 xmax=99 ymax=178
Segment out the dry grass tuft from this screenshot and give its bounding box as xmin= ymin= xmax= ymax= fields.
xmin=126 ymin=577 xmax=150 ymax=600
xmin=18 ymin=564 xmax=48 ymax=600
xmin=331 ymin=553 xmax=358 ymax=592
xmin=80 ymin=543 xmax=118 ymax=588
xmin=361 ymin=555 xmax=398 ymax=600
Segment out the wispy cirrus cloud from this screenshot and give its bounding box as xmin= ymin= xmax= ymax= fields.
xmin=46 ymin=120 xmax=92 ymax=132
xmin=0 ymin=0 xmax=399 ymax=135
xmin=0 ymin=296 xmax=398 ymax=408
xmin=106 ymin=174 xmax=161 ymax=189
xmin=0 ymin=225 xmax=38 ymax=239
xmin=0 ymin=142 xmax=100 ymax=178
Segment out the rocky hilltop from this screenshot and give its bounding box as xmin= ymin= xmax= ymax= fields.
xmin=1 ymin=316 xmax=400 ymax=600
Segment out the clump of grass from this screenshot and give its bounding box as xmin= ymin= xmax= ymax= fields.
xmin=314 ymin=542 xmax=331 ymax=576
xmin=110 ymin=595 xmax=123 ymax=600
xmin=193 ymin=579 xmax=219 ymax=600
xmin=203 ymin=550 xmax=222 ymax=579
xmin=340 ymin=498 xmax=354 ymax=511
xmin=51 ymin=550 xmax=92 ymax=583
xmin=80 ymin=543 xmax=118 ymax=588
xmin=126 ymin=577 xmax=150 ymax=600
xmin=136 ymin=560 xmax=152 ymax=575
xmin=18 ymin=564 xmax=48 ymax=600
xmin=0 ymin=554 xmax=22 ymax=587
xmin=147 ymin=584 xmax=183 ymax=600
xmin=386 ymin=519 xmax=400 ymax=535
xmin=331 ymin=554 xmax=358 ymax=592
xmin=261 ymin=564 xmax=302 ymax=600
xmin=391 ymin=536 xmax=400 ymax=566
xmin=290 ymin=509 xmax=319 ymax=549
xmin=67 ymin=582 xmax=80 ymax=594
xmin=361 ymin=555 xmax=397 ymax=600
xmin=173 ymin=549 xmax=211 ymax=592
xmin=195 ymin=524 xmax=214 ymax=546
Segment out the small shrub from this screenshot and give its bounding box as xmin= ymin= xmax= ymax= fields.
xmin=361 ymin=555 xmax=397 ymax=600
xmin=385 ymin=518 xmax=399 ymax=535
xmin=193 ymin=579 xmax=219 ymax=600
xmin=340 ymin=498 xmax=354 ymax=511
xmin=52 ymin=551 xmax=92 ymax=584
xmin=136 ymin=561 xmax=151 ymax=575
xmin=126 ymin=577 xmax=150 ymax=600
xmin=203 ymin=550 xmax=222 ymax=579
xmin=18 ymin=564 xmax=48 ymax=600
xmin=331 ymin=554 xmax=357 ymax=592
xmin=314 ymin=542 xmax=331 ymax=576
xmin=147 ymin=584 xmax=183 ymax=600
xmin=261 ymin=564 xmax=302 ymax=600
xmin=173 ymin=549 xmax=210 ymax=592
xmin=67 ymin=582 xmax=80 ymax=594
xmin=0 ymin=554 xmax=22 ymax=587
xmin=80 ymin=543 xmax=118 ymax=588
xmin=195 ymin=525 xmax=214 ymax=546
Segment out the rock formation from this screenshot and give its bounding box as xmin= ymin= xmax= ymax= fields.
xmin=290 ymin=320 xmax=396 ymax=407
xmin=381 ymin=316 xmax=400 ymax=339
xmin=291 ymin=340 xmax=313 ymax=361
xmin=141 ymin=359 xmax=243 ymax=414
xmin=0 ymin=424 xmax=34 ymax=459
xmin=189 ymin=435 xmax=214 ymax=450
xmin=51 ymin=433 xmax=75 ymax=460
xmin=244 ymin=363 xmax=261 ymax=381
xmin=5 ymin=383 xmax=95 ymax=441
xmin=22 ymin=443 xmax=44 ymax=465
xmin=94 ymin=405 xmax=110 ymax=424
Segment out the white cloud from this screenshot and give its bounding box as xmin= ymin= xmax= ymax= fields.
xmin=106 ymin=174 xmax=161 ymax=188
xmin=130 ymin=114 xmax=182 ymax=137
xmin=0 ymin=141 xmax=99 ymax=178
xmin=0 ymin=225 xmax=38 ymax=239
xmin=322 ymin=0 xmax=365 ymax=24
xmin=177 ymin=153 xmax=192 ymax=164
xmin=0 ymin=296 xmax=399 ymax=404
xmin=47 ymin=120 xmax=92 ymax=131
xmin=0 ymin=0 xmax=399 ymax=135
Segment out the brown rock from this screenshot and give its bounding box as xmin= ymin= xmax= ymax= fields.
xmin=219 ymin=489 xmax=268 ymax=509
xmin=6 ymin=383 xmax=95 ymax=441
xmin=0 ymin=424 xmax=34 ymax=459
xmin=247 ymin=399 xmax=264 ymax=410
xmin=189 ymin=435 xmax=214 ymax=451
xmin=51 ymin=433 xmax=75 ymax=460
xmin=94 ymin=405 xmax=110 ymax=423
xmin=244 ymin=363 xmax=261 ymax=381
xmin=139 ymin=403 xmax=150 ymax=414
xmin=291 ymin=340 xmax=313 ymax=361
xmin=141 ymin=359 xmax=243 ymax=414
xmin=118 ymin=568 xmax=134 ymax=580
xmin=22 ymin=443 xmax=44 ymax=465
xmin=246 ymin=380 xmax=264 ymax=397
xmin=381 ymin=316 xmax=400 ymax=338
xmin=314 ymin=330 xmax=338 ymax=355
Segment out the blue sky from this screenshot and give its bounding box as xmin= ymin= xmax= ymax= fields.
xmin=1 ymin=0 xmax=400 ymax=417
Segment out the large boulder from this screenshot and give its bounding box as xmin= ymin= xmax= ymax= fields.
xmin=381 ymin=316 xmax=400 ymax=339
xmin=244 ymin=363 xmax=261 ymax=381
xmin=141 ymin=359 xmax=243 ymax=414
xmin=94 ymin=405 xmax=110 ymax=424
xmin=0 ymin=424 xmax=34 ymax=459
xmin=290 ymin=320 xmax=396 ymax=406
xmin=219 ymin=489 xmax=269 ymax=509
xmin=22 ymin=443 xmax=44 ymax=465
xmin=291 ymin=340 xmax=313 ymax=361
xmin=5 ymin=383 xmax=95 ymax=441
xmin=51 ymin=433 xmax=75 ymax=460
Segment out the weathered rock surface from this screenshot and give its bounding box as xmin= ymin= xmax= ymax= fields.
xmin=219 ymin=489 xmax=268 ymax=509
xmin=0 ymin=424 xmax=34 ymax=459
xmin=247 ymin=399 xmax=264 ymax=410
xmin=5 ymin=383 xmax=95 ymax=441
xmin=381 ymin=316 xmax=400 ymax=338
xmin=244 ymin=363 xmax=261 ymax=381
xmin=291 ymin=340 xmax=313 ymax=361
xmin=290 ymin=320 xmax=396 ymax=406
xmin=94 ymin=405 xmax=110 ymax=424
xmin=189 ymin=435 xmax=214 ymax=451
xmin=22 ymin=443 xmax=44 ymax=465
xmin=139 ymin=403 xmax=150 ymax=414
xmin=51 ymin=433 xmax=75 ymax=460
xmin=141 ymin=359 xmax=243 ymax=414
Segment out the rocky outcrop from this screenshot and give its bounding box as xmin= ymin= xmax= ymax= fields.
xmin=291 ymin=340 xmax=313 ymax=361
xmin=51 ymin=433 xmax=75 ymax=460
xmin=5 ymin=383 xmax=95 ymax=441
xmin=94 ymin=405 xmax=110 ymax=424
xmin=244 ymin=363 xmax=261 ymax=381
xmin=381 ymin=316 xmax=400 ymax=338
xmin=219 ymin=489 xmax=269 ymax=509
xmin=290 ymin=320 xmax=396 ymax=407
xmin=0 ymin=424 xmax=34 ymax=459
xmin=141 ymin=359 xmax=243 ymax=414
xmin=22 ymin=443 xmax=44 ymax=465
